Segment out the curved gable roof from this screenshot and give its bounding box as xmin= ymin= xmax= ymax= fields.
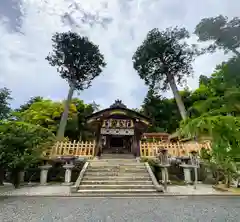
xmin=86 ymin=100 xmax=151 ymax=124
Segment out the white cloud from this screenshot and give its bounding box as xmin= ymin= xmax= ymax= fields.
xmin=0 ymin=0 xmax=239 ymax=109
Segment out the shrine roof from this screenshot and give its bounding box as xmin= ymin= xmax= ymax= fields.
xmin=86 ymin=99 xmax=151 ymax=123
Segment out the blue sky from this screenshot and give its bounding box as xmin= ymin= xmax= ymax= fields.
xmin=0 ymin=0 xmax=239 ymax=109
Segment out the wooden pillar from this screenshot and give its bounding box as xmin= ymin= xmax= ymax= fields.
xmin=135 ymin=131 xmax=141 ymax=157
xmin=95 ymin=122 xmax=102 ymax=157
xmin=132 ymin=130 xmax=141 ymax=157
xmin=107 ymin=135 xmax=111 ymax=150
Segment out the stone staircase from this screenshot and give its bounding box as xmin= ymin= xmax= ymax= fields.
xmin=77 ymin=157 xmax=162 ymax=197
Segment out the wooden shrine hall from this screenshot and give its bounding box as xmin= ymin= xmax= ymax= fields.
xmin=86 ymin=100 xmax=151 ymax=157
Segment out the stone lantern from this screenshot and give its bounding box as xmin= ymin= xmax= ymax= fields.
xmin=180 ymin=151 xmax=200 ymax=188
xmin=158 ymin=148 xmax=171 ymax=191
xmin=190 ymin=151 xmax=200 ymax=189
xmin=60 ymin=155 xmax=76 ymax=186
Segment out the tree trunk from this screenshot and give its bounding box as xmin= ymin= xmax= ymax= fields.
xmin=79 ymin=131 xmax=82 ymax=141
xmin=11 ymin=168 xmax=21 ymax=188
xmin=167 ymin=74 xmax=187 ymax=120
xmin=56 ymin=84 xmax=75 ymax=140
xmin=215 ymin=171 xmax=220 ymax=184
xmin=0 ymin=167 xmax=4 ymax=186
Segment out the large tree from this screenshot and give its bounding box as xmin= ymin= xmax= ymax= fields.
xmin=46 ymin=31 xmax=106 ymax=140
xmin=0 ymin=87 xmax=12 ymax=120
xmin=133 ymin=27 xmax=198 ymax=120
xmin=195 ymin=15 xmax=240 ymax=56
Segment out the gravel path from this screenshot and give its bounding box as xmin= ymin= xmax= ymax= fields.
xmin=0 ymin=196 xmax=240 ymax=222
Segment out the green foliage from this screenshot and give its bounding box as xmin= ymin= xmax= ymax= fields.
xmin=181 ymin=116 xmax=240 ymax=145
xmin=180 ymin=115 xmax=240 ymax=186
xmin=46 ymin=31 xmax=106 ymax=90
xmin=199 ymin=75 xmax=211 ymax=87
xmin=213 ymin=56 xmax=240 ymax=89
xmin=14 ymin=99 xmax=77 ymax=132
xmin=0 ymin=121 xmax=55 ymax=170
xmin=66 ymin=98 xmax=97 ymax=141
xmin=12 ymin=98 xmax=97 ymax=141
xmin=195 ymin=15 xmax=240 ymax=56
xmin=0 ymin=87 xmax=12 ymax=120
xmin=15 ymin=96 xmax=43 ymax=113
xmin=142 ymin=88 xmax=181 ymax=133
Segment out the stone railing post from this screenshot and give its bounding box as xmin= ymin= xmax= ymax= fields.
xmin=181 ymin=166 xmax=192 ymax=184
xmin=158 ymin=148 xmax=171 ymax=192
xmin=39 ymin=164 xmax=51 ymax=185
xmin=62 ymin=163 xmax=74 ymax=185
xmin=19 ymin=171 xmax=25 ymax=183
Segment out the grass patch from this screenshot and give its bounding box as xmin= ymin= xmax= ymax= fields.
xmin=229 ymin=187 xmax=240 ymax=193
xmin=213 ymin=184 xmax=240 ymax=193
xmin=169 ymin=180 xmax=186 ymax=186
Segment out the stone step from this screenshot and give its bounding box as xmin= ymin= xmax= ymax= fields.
xmin=77 ymin=189 xmax=158 ymax=193
xmin=89 ymin=163 xmax=145 ymax=167
xmin=79 ymin=184 xmax=154 ymax=189
xmin=100 ymin=155 xmax=135 ymax=159
xmin=90 ymin=158 xmax=137 ymax=163
xmin=84 ymin=172 xmax=150 ymax=176
xmin=74 ymin=192 xmax=161 ymax=197
xmin=82 ymin=176 xmax=152 ymax=181
xmin=90 ymin=161 xmax=140 ymax=164
xmin=81 ymin=180 xmax=153 ymax=185
xmin=87 ymin=168 xmax=147 ymax=173
xmin=89 ymin=165 xmax=145 ymax=168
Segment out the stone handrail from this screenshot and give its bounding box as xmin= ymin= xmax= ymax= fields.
xmin=70 ymin=161 xmax=89 ymax=193
xmin=144 ymin=162 xmax=163 ymax=192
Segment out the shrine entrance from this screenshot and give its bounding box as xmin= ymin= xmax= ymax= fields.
xmin=110 ymin=136 xmax=123 ymax=148
xmin=108 ymin=135 xmax=132 ymax=154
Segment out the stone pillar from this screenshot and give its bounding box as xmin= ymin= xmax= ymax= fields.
xmin=39 ymin=164 xmax=51 ymax=185
xmin=193 ymin=167 xmax=198 ymax=189
xmin=62 ymin=163 xmax=74 ymax=185
xmin=19 ymin=171 xmax=25 ymax=183
xmin=161 ymin=167 xmax=169 ymax=183
xmin=182 ymin=167 xmax=192 ymax=184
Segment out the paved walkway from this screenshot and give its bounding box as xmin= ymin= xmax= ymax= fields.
xmin=0 ymin=184 xmax=225 ymax=196
xmin=1 ymin=196 xmax=240 ymax=221
xmin=0 ymin=185 xmax=71 ymax=196
xmin=167 ymin=184 xmax=223 ymax=195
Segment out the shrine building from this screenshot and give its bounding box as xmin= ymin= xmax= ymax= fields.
xmin=86 ymin=100 xmax=151 ymax=157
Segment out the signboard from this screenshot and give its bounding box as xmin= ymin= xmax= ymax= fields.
xmin=102 ymin=119 xmax=134 ymax=128
xmin=100 ymin=128 xmax=134 ymax=135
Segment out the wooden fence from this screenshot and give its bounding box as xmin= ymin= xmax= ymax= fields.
xmin=47 ymin=140 xmax=95 ymax=159
xmin=45 ymin=140 xmax=211 ymax=159
xmin=140 ymin=141 xmax=211 ymax=158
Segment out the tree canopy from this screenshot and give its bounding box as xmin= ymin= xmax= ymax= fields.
xmin=46 ymin=31 xmax=106 ymax=90
xmin=195 ymin=15 xmax=240 ymax=56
